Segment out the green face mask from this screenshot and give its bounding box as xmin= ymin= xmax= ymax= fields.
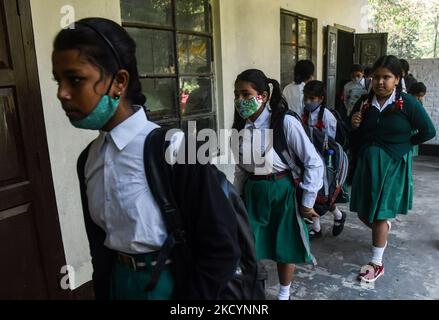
xmin=234 ymin=95 xmax=264 ymax=119
xmin=70 ymin=86 xmax=120 ymax=131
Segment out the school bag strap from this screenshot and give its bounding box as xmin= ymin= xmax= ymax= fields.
xmin=142 ymin=127 xmax=188 ymax=293
xmin=272 ymin=109 xmax=307 ymax=177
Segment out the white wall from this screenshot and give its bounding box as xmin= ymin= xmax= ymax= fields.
xmin=30 ymin=0 xmax=121 ymax=289
xmin=215 ymin=0 xmax=369 ymax=131
xmin=409 ymin=59 xmax=439 ymax=145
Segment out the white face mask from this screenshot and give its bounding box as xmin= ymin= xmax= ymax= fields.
xmin=354 ymin=77 xmax=363 ymax=84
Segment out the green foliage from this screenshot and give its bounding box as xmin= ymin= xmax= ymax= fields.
xmin=369 ymin=0 xmax=439 ymax=58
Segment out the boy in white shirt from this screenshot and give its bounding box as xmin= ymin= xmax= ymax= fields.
xmin=343 ymin=64 xmax=368 ymax=116
xmin=283 ymin=60 xmax=315 ymax=115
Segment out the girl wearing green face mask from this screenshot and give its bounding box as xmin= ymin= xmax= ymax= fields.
xmin=52 ymin=18 xmax=240 ymax=301
xmin=233 ymin=69 xmax=324 ymax=300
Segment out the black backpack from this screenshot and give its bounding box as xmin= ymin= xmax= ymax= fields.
xmin=143 ymin=128 xmax=267 ymax=300
xmin=273 ymin=110 xmax=349 ymax=216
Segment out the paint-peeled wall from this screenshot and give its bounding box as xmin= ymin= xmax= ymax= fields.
xmin=30 ymin=0 xmax=121 ymax=289
xmin=215 ymin=0 xmax=369 ymax=131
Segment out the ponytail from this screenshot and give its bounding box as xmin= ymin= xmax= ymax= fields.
xmin=267 ymin=78 xmax=288 ymax=116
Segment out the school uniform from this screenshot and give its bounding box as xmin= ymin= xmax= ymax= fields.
xmin=349 ymin=91 xmax=436 ymax=223
xmin=304 ymin=106 xmax=337 ymax=139
xmin=283 ymin=82 xmax=305 ymax=115
xmin=77 ymin=107 xmax=240 ymax=300
xmin=234 ymin=105 xmax=324 ymax=264
xmin=344 ymin=79 xmax=368 ymax=116
xmin=305 ymin=106 xmax=350 ymax=205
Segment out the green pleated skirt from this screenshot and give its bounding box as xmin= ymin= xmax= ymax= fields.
xmin=412 ymin=145 xmax=419 ymax=157
xmin=350 ymin=146 xmax=413 ymax=223
xmin=110 ymin=252 xmax=174 ymax=300
xmin=244 ymin=176 xmax=313 ymax=264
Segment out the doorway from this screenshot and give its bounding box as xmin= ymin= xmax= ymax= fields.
xmin=0 ymin=0 xmax=68 ymax=299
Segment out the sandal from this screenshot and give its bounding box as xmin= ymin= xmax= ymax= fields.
xmin=358 ymin=262 xmax=385 ymax=283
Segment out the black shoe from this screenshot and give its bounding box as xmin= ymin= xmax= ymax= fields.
xmin=309 ymin=228 xmax=322 ymax=239
xmin=332 ymin=211 xmax=347 ymax=237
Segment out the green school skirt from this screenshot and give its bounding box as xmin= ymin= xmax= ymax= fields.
xmin=350 ymin=146 xmax=413 ymax=223
xmin=244 ymin=176 xmax=313 ymax=264
xmin=412 ymin=145 xmax=419 ymax=157
xmin=110 ymin=252 xmax=174 ymax=300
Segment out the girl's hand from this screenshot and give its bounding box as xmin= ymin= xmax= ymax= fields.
xmin=300 ymin=206 xmax=320 ymax=220
xmin=351 ymin=112 xmax=363 ymax=129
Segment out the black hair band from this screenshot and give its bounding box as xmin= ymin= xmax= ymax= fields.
xmin=77 ymin=22 xmax=123 ymax=69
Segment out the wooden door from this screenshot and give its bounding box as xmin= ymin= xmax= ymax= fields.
xmin=354 ymin=33 xmax=388 ymax=67
xmin=0 ymin=0 xmax=67 ymax=299
xmin=325 ymin=26 xmax=338 ymax=109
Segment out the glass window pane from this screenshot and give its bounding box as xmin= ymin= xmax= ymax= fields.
xmin=281 ymin=45 xmax=297 ymax=88
xmin=126 ymin=28 xmax=175 ymax=76
xmin=141 ymin=78 xmax=177 ymax=118
xmin=298 ymin=19 xmax=312 ymax=47
xmin=298 ymin=47 xmax=311 ymax=61
xmin=176 ymin=0 xmax=211 ymax=33
xmin=182 ymin=116 xmax=216 ymax=136
xmin=180 ymin=77 xmax=212 ymax=116
xmin=178 ymin=35 xmax=212 ymax=74
xmin=281 ymin=14 xmax=297 ymax=45
xmin=121 ymin=0 xmax=172 ymax=26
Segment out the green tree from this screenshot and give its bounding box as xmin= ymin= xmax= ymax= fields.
xmin=369 ymin=0 xmax=439 ymax=58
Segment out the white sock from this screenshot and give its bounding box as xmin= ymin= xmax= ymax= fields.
xmin=278 ymin=283 xmax=291 ymax=300
xmin=312 ymin=217 xmax=321 ymax=232
xmin=331 ymin=207 xmax=343 ymax=220
xmin=371 ymin=243 xmax=387 ymax=266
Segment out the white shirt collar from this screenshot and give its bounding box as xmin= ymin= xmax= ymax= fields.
xmin=372 ymin=89 xmax=397 ymax=112
xmin=109 ymin=106 xmax=149 ymax=151
xmin=245 ymin=104 xmax=271 ymax=129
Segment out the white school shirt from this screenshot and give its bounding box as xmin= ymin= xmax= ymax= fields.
xmin=306 ymin=107 xmax=338 ymax=140
xmin=84 ymin=107 xmax=184 ymax=254
xmin=371 ymin=89 xmax=397 ymax=113
xmin=401 ymin=78 xmax=407 ymax=93
xmin=283 ymin=82 xmax=305 ymax=115
xmin=233 ymin=105 xmax=324 ymax=208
